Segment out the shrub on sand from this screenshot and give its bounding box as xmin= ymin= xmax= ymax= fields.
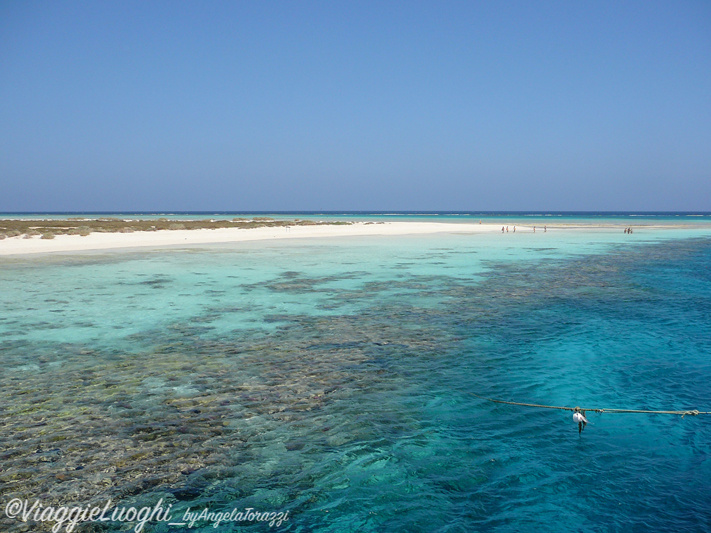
xmin=41 ymin=232 xmax=55 ymax=239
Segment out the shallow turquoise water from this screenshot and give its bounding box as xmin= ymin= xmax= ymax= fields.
xmin=1 ymin=226 xmax=711 ymax=532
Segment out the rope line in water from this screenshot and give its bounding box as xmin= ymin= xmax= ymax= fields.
xmin=467 ymin=392 xmax=711 ymax=417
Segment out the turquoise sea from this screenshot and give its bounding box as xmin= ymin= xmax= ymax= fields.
xmin=1 ymin=213 xmax=711 ymax=532
xmin=3 ymin=211 xmax=711 ymax=227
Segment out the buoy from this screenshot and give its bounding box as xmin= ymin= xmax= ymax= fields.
xmin=573 ymin=407 xmax=588 ymax=434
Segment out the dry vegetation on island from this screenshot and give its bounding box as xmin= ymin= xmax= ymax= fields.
xmin=0 ymin=217 xmax=351 ymax=240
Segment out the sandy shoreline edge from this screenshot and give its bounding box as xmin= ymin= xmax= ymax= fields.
xmin=0 ymin=222 xmax=514 ymax=255
xmin=0 ymin=220 xmax=690 ymax=256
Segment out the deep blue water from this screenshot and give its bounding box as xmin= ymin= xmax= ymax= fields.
xmin=2 ymin=211 xmax=711 ymax=226
xmin=1 ymin=224 xmax=710 ymax=532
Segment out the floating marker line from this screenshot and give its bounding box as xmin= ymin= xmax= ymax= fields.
xmin=468 ymin=392 xmax=711 ymax=417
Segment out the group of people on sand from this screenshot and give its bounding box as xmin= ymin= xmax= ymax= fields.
xmin=624 ymin=227 xmax=634 ymax=234
xmin=501 ymin=225 xmax=547 ymax=233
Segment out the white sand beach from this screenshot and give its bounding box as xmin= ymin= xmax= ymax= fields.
xmin=0 ymin=222 xmax=515 ymax=256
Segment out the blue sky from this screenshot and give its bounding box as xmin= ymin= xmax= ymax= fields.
xmin=1 ymin=1 xmax=709 ymax=212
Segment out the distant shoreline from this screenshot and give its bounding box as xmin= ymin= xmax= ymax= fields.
xmin=0 ymin=218 xmax=703 ymax=256
xmin=2 ymin=211 xmax=710 ymax=216
xmin=0 ymin=221 xmax=501 ymax=256
xmin=0 ymin=216 xmax=349 ymax=238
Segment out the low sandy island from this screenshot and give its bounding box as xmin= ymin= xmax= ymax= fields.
xmin=0 ymin=222 xmax=520 ymax=255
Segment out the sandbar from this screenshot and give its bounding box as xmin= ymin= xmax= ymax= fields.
xmin=0 ymin=222 xmax=512 ymax=256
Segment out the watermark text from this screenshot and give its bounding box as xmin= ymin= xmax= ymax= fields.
xmin=4 ymin=498 xmax=289 ymax=531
